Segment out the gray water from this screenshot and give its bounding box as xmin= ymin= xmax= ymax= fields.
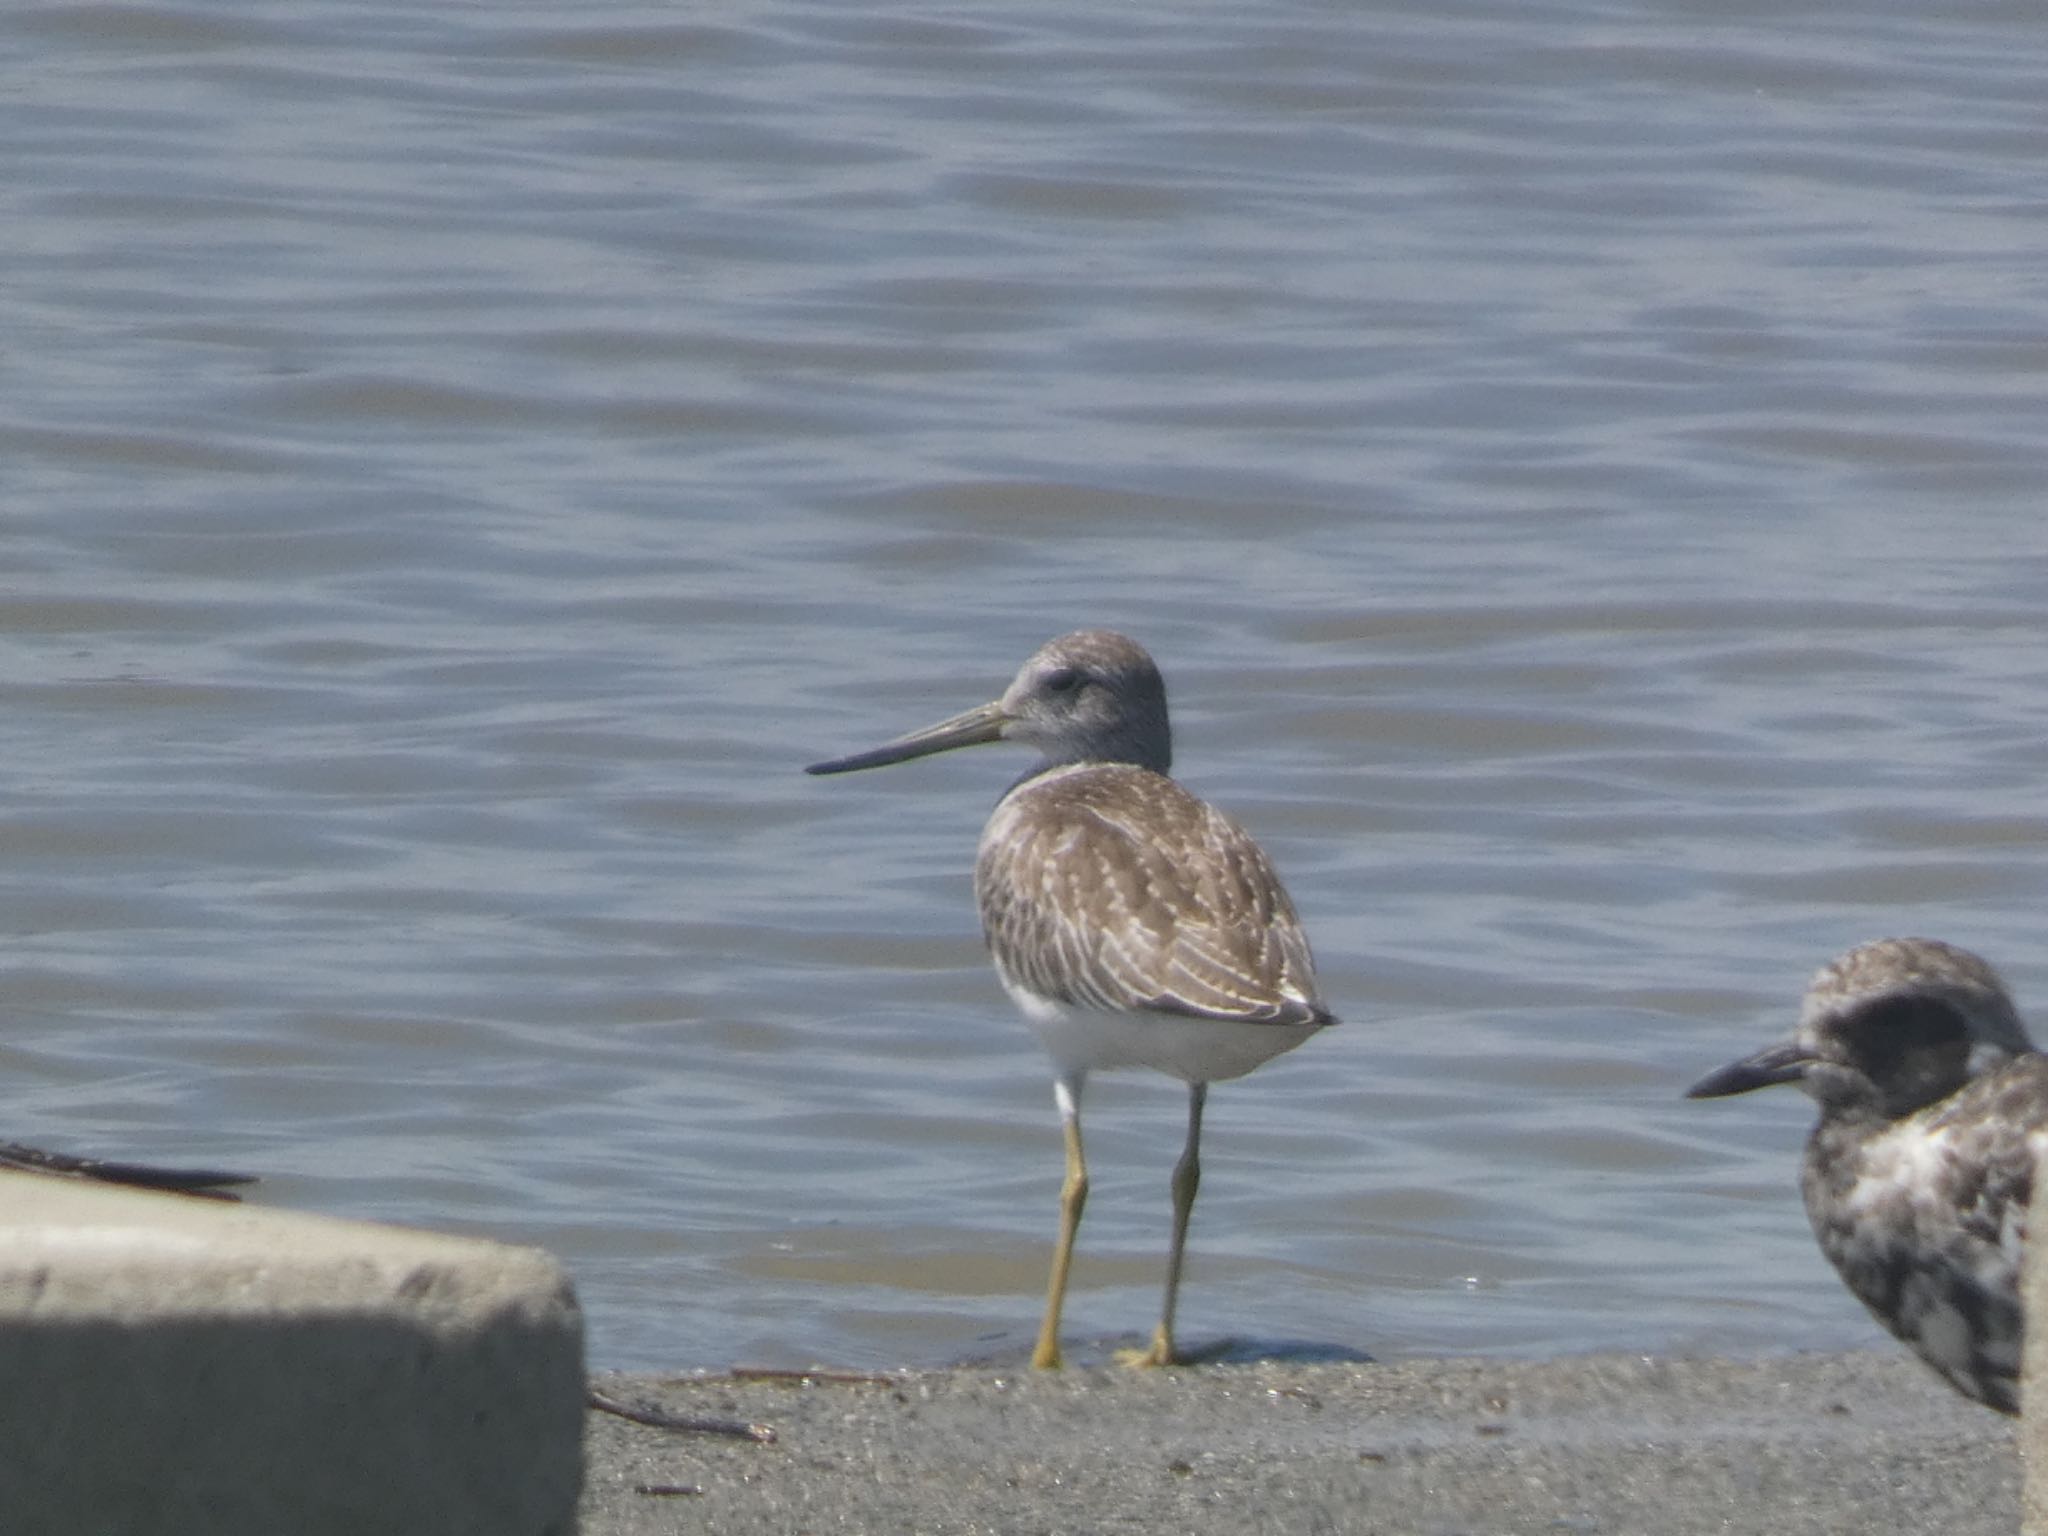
xmin=10 ymin=0 xmax=2048 ymax=1371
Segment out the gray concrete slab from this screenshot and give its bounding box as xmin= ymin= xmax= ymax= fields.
xmin=2025 ymin=1145 xmax=2048 ymax=1536
xmin=0 ymin=1170 xmax=583 ymax=1536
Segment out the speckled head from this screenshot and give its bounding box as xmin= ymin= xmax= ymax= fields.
xmin=996 ymin=630 xmax=1171 ymax=776
xmin=804 ymin=629 xmax=1173 ymax=779
xmin=1687 ymin=937 xmax=2035 ymax=1119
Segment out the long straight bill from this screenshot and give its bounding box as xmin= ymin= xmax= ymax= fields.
xmin=806 ymin=700 xmax=1010 ymax=776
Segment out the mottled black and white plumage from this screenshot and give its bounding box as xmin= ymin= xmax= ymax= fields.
xmin=0 ymin=1139 xmax=252 ymax=1200
xmin=808 ymin=630 xmax=1334 ymax=1368
xmin=1688 ymin=937 xmax=2045 ymax=1414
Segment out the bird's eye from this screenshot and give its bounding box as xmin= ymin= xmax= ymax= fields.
xmin=1042 ymin=666 xmax=1083 ymax=694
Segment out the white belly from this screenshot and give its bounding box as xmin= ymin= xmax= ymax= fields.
xmin=1003 ymin=981 xmax=1319 ymax=1084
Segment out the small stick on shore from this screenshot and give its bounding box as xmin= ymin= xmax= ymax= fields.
xmin=586 ymin=1388 xmax=776 ymax=1443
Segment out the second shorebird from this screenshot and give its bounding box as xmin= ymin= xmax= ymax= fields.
xmin=807 ymin=630 xmax=1335 ymax=1368
xmin=1688 ymin=937 xmax=2048 ymax=1414
xmin=0 ymin=1140 xmax=251 ymax=1200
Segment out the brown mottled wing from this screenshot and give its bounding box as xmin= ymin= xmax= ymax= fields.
xmin=976 ymin=765 xmax=1332 ymax=1027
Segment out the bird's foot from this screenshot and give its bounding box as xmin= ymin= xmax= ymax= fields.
xmin=1113 ymin=1331 xmax=1179 ymax=1369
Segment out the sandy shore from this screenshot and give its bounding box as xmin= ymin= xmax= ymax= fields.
xmin=581 ymin=1350 xmax=2018 ymax=1534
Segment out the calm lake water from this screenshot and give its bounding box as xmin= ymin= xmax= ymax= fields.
xmin=11 ymin=0 xmax=2048 ymax=1370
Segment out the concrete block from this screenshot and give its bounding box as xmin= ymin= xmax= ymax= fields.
xmin=2025 ymin=1144 xmax=2048 ymax=1536
xmin=0 ymin=1169 xmax=583 ymax=1536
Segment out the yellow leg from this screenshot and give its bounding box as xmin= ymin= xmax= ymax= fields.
xmin=1123 ymin=1081 xmax=1204 ymax=1369
xmin=1031 ymin=1076 xmax=1087 ymax=1370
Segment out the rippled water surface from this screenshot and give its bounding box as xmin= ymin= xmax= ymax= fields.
xmin=11 ymin=0 xmax=2048 ymax=1369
